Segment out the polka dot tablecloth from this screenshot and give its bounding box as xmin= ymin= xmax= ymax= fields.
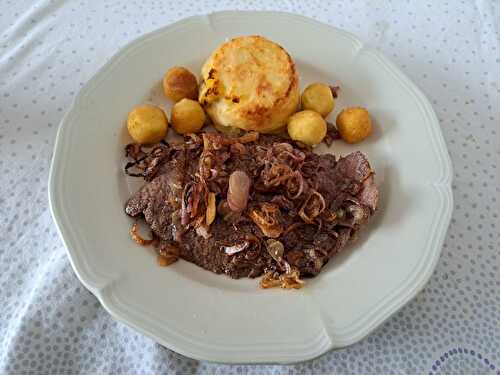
xmin=1 ymin=1 xmax=499 ymax=374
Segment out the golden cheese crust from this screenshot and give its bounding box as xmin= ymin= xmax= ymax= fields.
xmin=199 ymin=35 xmax=300 ymax=133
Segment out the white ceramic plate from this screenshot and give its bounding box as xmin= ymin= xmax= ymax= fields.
xmin=49 ymin=11 xmax=452 ymax=364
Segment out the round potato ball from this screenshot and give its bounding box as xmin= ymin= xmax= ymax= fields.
xmin=127 ymin=105 xmax=168 ymax=144
xmin=287 ymin=110 xmax=327 ymax=146
xmin=336 ymin=107 xmax=372 ymax=144
xmin=163 ymin=67 xmax=198 ymax=102
xmin=171 ymin=98 xmax=206 ymax=134
xmin=301 ymin=83 xmax=335 ymax=117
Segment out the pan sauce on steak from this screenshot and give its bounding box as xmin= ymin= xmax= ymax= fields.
xmin=124 ymin=132 xmax=379 ymax=288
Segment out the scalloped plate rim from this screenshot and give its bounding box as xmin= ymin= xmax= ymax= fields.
xmin=48 ymin=10 xmax=453 ymax=364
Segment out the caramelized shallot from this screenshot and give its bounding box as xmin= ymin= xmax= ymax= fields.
xmin=237 ymin=131 xmax=259 ymax=144
xmin=157 ymin=243 xmax=179 ymax=266
xmin=324 ymin=122 xmax=341 ymax=146
xmin=261 ymin=163 xmax=292 ymax=187
xmin=181 ymin=182 xmax=194 ymax=225
xmin=272 ymin=142 xmax=293 ymax=154
xmin=299 ymin=191 xmax=326 ymax=224
xmin=206 ymin=192 xmax=216 ymax=225
xmin=125 ymin=143 xmax=145 ymax=160
xmin=249 ymin=203 xmax=283 ymax=238
xmin=199 ymin=152 xmax=216 ymax=181
xmin=259 ymin=267 xmax=304 ymax=289
xmin=130 ymin=223 xmax=153 ymax=246
xmin=330 ymin=85 xmax=340 ymax=98
xmin=265 ymin=239 xmax=285 ymax=263
xmin=184 ymin=133 xmax=202 ymax=149
xmin=286 ymin=171 xmax=305 ymax=199
xmin=321 ymin=210 xmax=338 ymax=222
xmin=280 ymin=268 xmax=305 ymax=289
xmin=223 ymin=241 xmax=249 ymax=255
xmin=259 ymin=272 xmax=282 ymax=288
xmin=227 ymin=170 xmax=251 ymax=212
xmin=202 ymin=131 xmax=259 ymax=151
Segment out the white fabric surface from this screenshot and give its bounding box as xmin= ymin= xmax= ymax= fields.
xmin=1 ymin=1 xmax=499 ymax=374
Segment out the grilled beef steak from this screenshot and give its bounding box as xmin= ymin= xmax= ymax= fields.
xmin=125 ymin=132 xmax=379 ymax=281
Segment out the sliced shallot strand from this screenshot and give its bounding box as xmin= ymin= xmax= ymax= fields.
xmin=223 ymin=241 xmax=250 ymax=255
xmin=299 ymin=190 xmax=326 ymax=224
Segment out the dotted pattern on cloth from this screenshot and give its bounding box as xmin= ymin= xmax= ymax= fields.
xmin=0 ymin=1 xmax=499 ymax=374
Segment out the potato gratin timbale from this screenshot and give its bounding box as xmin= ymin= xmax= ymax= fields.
xmin=199 ymin=35 xmax=300 ymax=133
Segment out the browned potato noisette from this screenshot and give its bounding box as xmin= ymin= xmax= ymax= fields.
xmin=163 ymin=66 xmax=198 ymax=102
xmin=336 ymin=107 xmax=373 ymax=144
xmin=127 ymin=104 xmax=168 ymax=144
xmin=301 ymin=83 xmax=335 ymax=117
xmin=171 ymin=98 xmax=206 ymax=134
xmin=287 ymin=110 xmax=327 ymax=146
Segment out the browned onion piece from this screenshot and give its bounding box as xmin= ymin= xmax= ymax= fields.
xmin=286 ymin=171 xmax=305 ymax=199
xmin=169 ymin=140 xmax=185 ymax=150
xmin=280 ymin=268 xmax=304 ymax=289
xmin=125 ymin=143 xmax=145 ymax=160
xmin=273 ymin=142 xmax=293 ymax=154
xmin=206 ymin=192 xmax=216 ymax=225
xmin=223 ymin=241 xmax=249 ymax=255
xmin=261 ymin=163 xmax=293 ymax=187
xmin=202 ymin=133 xmax=225 ymax=151
xmin=184 ymin=133 xmax=202 ymax=149
xmin=203 ymin=132 xmax=259 ymax=151
xmin=249 ymin=202 xmax=283 ymax=238
xmin=276 ymin=149 xmax=306 ymax=168
xmin=130 ymin=223 xmax=153 ymax=246
xmin=190 ymin=183 xmax=202 ymax=219
xmin=157 ymin=243 xmax=179 ymax=266
xmin=199 ymin=152 xmax=216 ymax=181
xmin=227 ymin=170 xmax=251 ymax=212
xmin=237 ymin=131 xmax=259 ymax=144
xmin=181 ymin=182 xmax=198 ymax=226
xmin=259 ymin=271 xmax=282 ymax=289
xmin=321 ymin=210 xmax=338 ymax=222
xmin=125 ymin=144 xmax=173 ymax=180
xmin=181 ymin=180 xmax=208 ymax=224
xmin=300 ymin=159 xmax=319 ymax=177
xmin=265 ymin=239 xmax=284 ymax=263
xmin=254 ymin=145 xmax=270 ymax=165
xmin=324 ymin=122 xmax=341 ymax=146
xmin=259 ymin=268 xmax=304 ymax=289
xmin=157 ymin=255 xmax=177 ymax=267
xmin=330 ymin=85 xmax=340 ymax=98
xmin=299 ymin=190 xmax=326 ymax=224
xmin=142 ymin=148 xmax=167 ymax=180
